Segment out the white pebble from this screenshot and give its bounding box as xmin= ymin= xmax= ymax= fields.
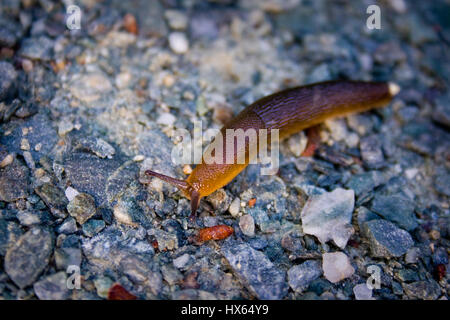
xmin=168 ymin=32 xmax=189 ymax=54
xmin=157 ymin=112 xmax=176 ymax=126
xmin=65 ymin=186 xmax=80 ymax=202
xmin=353 ymin=283 xmax=374 ymax=300
xmin=322 ymin=252 xmax=355 ymax=283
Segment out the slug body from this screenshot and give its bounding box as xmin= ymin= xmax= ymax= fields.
xmin=146 ymin=80 xmax=400 ymax=219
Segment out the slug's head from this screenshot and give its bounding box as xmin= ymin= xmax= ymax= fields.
xmin=145 ymin=170 xmax=201 ymax=221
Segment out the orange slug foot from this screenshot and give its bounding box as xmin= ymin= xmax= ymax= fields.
xmin=301 ymin=126 xmax=322 ymax=157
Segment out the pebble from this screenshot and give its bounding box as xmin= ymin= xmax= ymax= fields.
xmin=54 ymin=247 xmax=82 ymax=271
xmin=64 ymin=187 xmax=79 ymax=202
xmin=34 ymin=183 xmax=68 ymax=218
xmin=363 ymin=219 xmax=414 ymax=258
xmin=287 ymin=131 xmax=308 ymax=157
xmin=301 ymin=188 xmax=355 ymax=249
xmin=353 ymin=283 xmax=374 ymax=300
xmin=322 ymin=252 xmax=355 ymax=283
xmin=82 ymin=219 xmax=106 ymax=237
xmin=0 ymin=61 xmax=17 ymax=100
xmin=168 ymin=32 xmax=189 ymax=54
xmin=206 ymin=189 xmax=231 ymax=214
xmin=239 ymin=214 xmax=255 ymax=237
xmin=157 ymin=112 xmax=176 ymax=126
xmin=173 ymin=253 xmax=191 ymax=269
xmin=228 ymin=197 xmax=241 ymax=217
xmin=33 ymin=272 xmax=69 ymax=300
xmin=221 ymin=242 xmax=288 ymax=300
xmin=0 ymin=219 xmax=23 ymax=256
xmin=94 ymin=276 xmax=114 ymax=299
xmin=5 ymin=228 xmax=53 ymax=288
xmin=403 ymin=280 xmax=441 ymax=300
xmin=165 ymin=10 xmax=188 ymax=30
xmin=360 ymin=135 xmax=385 ymax=169
xmin=370 ymin=194 xmax=418 ymax=231
xmin=287 ymin=260 xmax=322 ymax=293
xmin=19 ymin=36 xmax=54 ymax=61
xmin=67 ymin=193 xmax=97 ymax=225
xmin=0 ymin=158 xmax=29 ymax=202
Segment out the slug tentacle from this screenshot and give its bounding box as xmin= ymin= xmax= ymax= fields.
xmin=145 ymin=170 xmax=190 ymax=193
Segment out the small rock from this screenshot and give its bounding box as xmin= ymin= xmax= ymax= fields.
xmin=94 ymin=276 xmax=114 ymax=299
xmin=370 ymin=194 xmax=418 ymax=231
xmin=228 ymin=197 xmax=241 ymax=217
xmin=360 ymin=135 xmax=385 ymax=169
xmin=363 ymin=219 xmax=414 ymax=258
xmin=57 ymin=217 xmax=78 ymax=234
xmin=54 ymin=247 xmax=82 ymax=271
xmin=76 ymin=137 xmax=115 ymax=159
xmin=165 ymin=10 xmax=188 ymax=30
xmin=239 ymin=214 xmax=255 ymax=237
xmin=221 ymin=242 xmax=288 ymax=300
xmin=67 ymin=193 xmax=97 ymax=225
xmin=353 ymin=283 xmax=374 ymax=300
xmin=168 ymin=32 xmax=189 ymax=54
xmin=148 ymin=228 xmax=178 ymax=251
xmin=0 ymin=157 xmax=29 ymax=202
xmin=287 ymin=260 xmax=322 ymax=293
xmin=0 ymin=61 xmax=17 ymax=100
xmin=82 ymin=219 xmax=106 ymax=237
xmin=64 ymin=187 xmax=79 ymax=202
xmin=405 ymin=247 xmax=421 ymax=264
xmin=33 ymin=272 xmax=69 ymax=300
xmin=35 ymin=183 xmax=68 ymax=218
xmin=301 ymin=188 xmax=355 ymax=249
xmin=5 ymin=227 xmax=53 ymax=288
xmin=0 ymin=219 xmax=23 ymax=256
xmin=322 ymin=252 xmax=355 ymax=283
xmin=403 ymin=280 xmax=441 ymax=300
xmin=206 ymin=189 xmax=231 ymax=214
xmin=19 ymin=36 xmax=54 ymax=61
xmin=156 ymin=112 xmax=176 ymax=126
xmin=173 ymin=253 xmax=191 ymax=269
xmin=287 ymin=131 xmax=308 ymax=157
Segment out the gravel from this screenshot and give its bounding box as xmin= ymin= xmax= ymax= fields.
xmin=0 ymin=0 xmax=448 ymax=301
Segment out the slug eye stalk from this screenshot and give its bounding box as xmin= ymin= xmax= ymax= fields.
xmin=145 ymin=170 xmax=200 ymax=221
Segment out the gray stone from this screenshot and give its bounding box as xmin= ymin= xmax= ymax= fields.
xmin=56 ymin=217 xmax=78 ymax=234
xmin=119 ymin=255 xmax=162 ymax=296
xmin=5 ymin=227 xmax=53 ymax=288
xmin=0 ymin=61 xmax=17 ymax=100
xmin=322 ymin=252 xmax=355 ymax=283
xmin=287 ymin=260 xmax=322 ymax=293
xmin=360 ymin=135 xmax=385 ymax=169
xmin=35 ymin=183 xmax=68 ymax=218
xmin=67 ymin=193 xmax=96 ymax=225
xmin=33 ymin=272 xmax=69 ymax=300
xmin=148 ymin=228 xmax=178 ymax=251
xmin=173 ymin=253 xmax=191 ymax=269
xmin=161 ymin=264 xmax=183 ymax=286
xmin=370 ymin=194 xmax=418 ymax=231
xmin=0 ymin=158 xmax=29 ymax=202
xmin=0 ymin=219 xmax=23 ymax=256
xmin=403 ymin=280 xmax=441 ymax=300
xmin=356 ymin=206 xmax=380 ymax=230
xmin=19 ymin=36 xmax=54 ymax=61
xmin=346 ymin=171 xmax=385 ymax=196
xmin=82 ymin=219 xmax=106 ymax=237
xmin=54 ymin=247 xmax=82 ymax=271
xmin=82 ymin=226 xmax=154 ymax=270
xmin=363 ymin=220 xmax=414 ymax=258
xmin=353 ymin=283 xmax=374 ymax=300
xmin=221 ymin=242 xmax=288 ymax=300
xmin=239 ymin=214 xmax=255 ymax=237
xmin=206 ymin=189 xmax=231 ymax=214
xmin=301 ymin=188 xmax=355 ymax=249
xmin=63 ymin=152 xmax=138 ymax=207
xmin=75 ymin=137 xmax=115 ymax=159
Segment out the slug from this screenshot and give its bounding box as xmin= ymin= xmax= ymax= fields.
xmin=145 ymin=80 xmax=400 ymax=220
